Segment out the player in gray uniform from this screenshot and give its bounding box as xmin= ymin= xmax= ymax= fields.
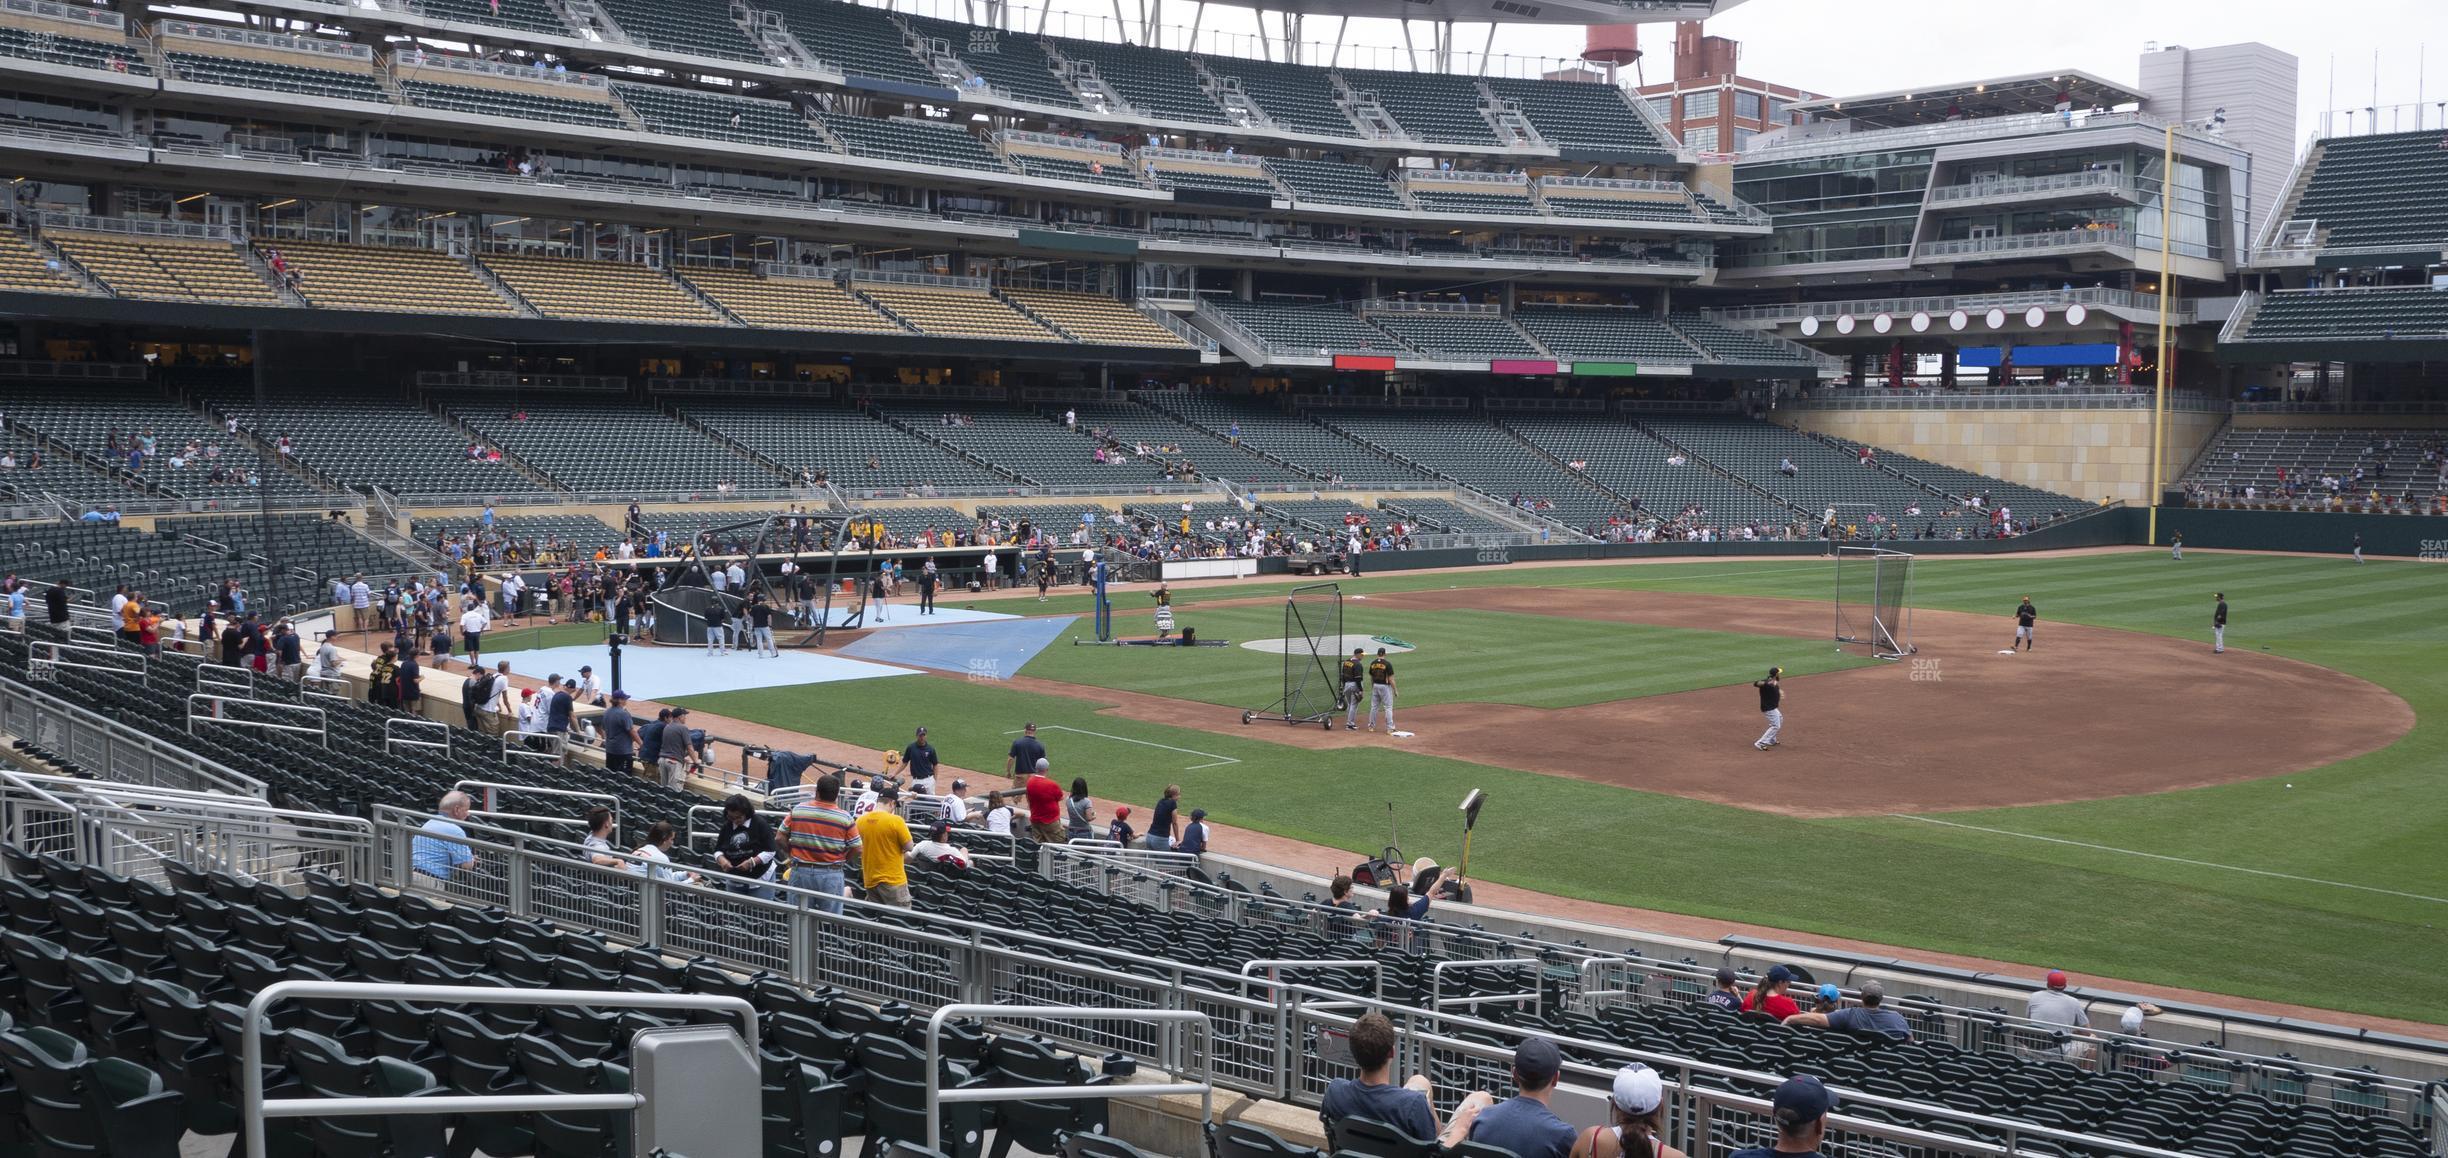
xmin=2212 ymin=593 xmax=2228 ymax=654
xmin=1366 ymin=649 xmax=1396 ymax=733
xmin=1340 ymin=648 xmax=1366 ymax=730
xmin=1752 ymin=667 xmax=1784 ymax=750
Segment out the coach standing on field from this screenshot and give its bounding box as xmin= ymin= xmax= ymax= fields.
xmin=2012 ymin=597 xmax=2037 ymax=652
xmin=2212 ymin=593 xmax=2228 ymax=654
xmin=1366 ymin=648 xmax=1397 ymax=733
xmin=1341 ymin=648 xmax=1367 ymax=730
xmin=1753 ymin=667 xmax=1783 ymax=750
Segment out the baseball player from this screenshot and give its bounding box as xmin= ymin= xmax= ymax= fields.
xmin=2170 ymin=531 xmax=2183 ymax=561
xmin=2012 ymin=596 xmax=2038 ymax=651
xmin=2212 ymin=592 xmax=2227 ymax=654
xmin=1752 ymin=666 xmax=1783 ymax=750
xmin=1340 ymin=647 xmax=1366 ymax=730
xmin=1150 ymin=582 xmax=1174 ymax=639
xmin=2352 ymin=534 xmax=2363 ymax=564
xmin=1365 ymin=647 xmax=1396 ymax=733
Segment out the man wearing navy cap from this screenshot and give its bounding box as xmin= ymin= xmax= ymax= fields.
xmin=1466 ymin=1037 xmax=1574 ymax=1158
xmin=1731 ymin=1075 xmax=1837 ymax=1158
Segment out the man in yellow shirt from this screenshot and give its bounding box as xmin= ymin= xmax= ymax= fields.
xmin=855 ymin=784 xmax=914 ymax=907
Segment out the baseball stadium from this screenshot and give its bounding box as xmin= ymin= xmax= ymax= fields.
xmin=0 ymin=0 xmax=2442 ymax=1154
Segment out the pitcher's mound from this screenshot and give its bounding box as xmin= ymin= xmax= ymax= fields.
xmin=1240 ymin=634 xmax=1416 ymax=655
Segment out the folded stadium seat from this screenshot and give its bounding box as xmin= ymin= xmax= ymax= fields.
xmin=476 ymin=251 xmax=726 ymax=325
xmin=855 ymin=1031 xmax=988 ymax=1157
xmin=1480 ymin=76 xmax=1671 ymax=155
xmin=517 ymin=1033 xmax=634 ymax=1158
xmin=1000 ymin=289 xmax=1186 ymax=347
xmin=1198 ymin=56 xmax=1360 ymax=137
xmin=903 ymin=14 xmax=1075 ymax=105
xmin=1046 ymin=36 xmax=1228 ymax=123
xmin=0 ymin=1023 xmax=185 ymax=1158
xmin=264 ymin=239 xmax=521 ymax=316
xmin=0 ymin=25 xmax=152 ymax=74
xmin=1263 ymin=157 xmax=1405 ymax=208
xmin=399 ymin=77 xmax=627 ymax=128
xmin=1327 ymin=1115 xmax=1438 ymax=1158
xmin=762 ymin=1047 xmax=851 ymax=1158
xmin=431 ymin=1009 xmax=540 ymax=1155
xmin=978 ymin=1034 xmax=1116 ymax=1158
xmin=282 ymin=1027 xmax=454 ymax=1156
xmin=164 ymin=51 xmax=388 ymax=103
xmin=678 ymin=266 xmax=905 ymax=332
xmin=0 ymin=228 xmax=84 ymax=295
xmin=1215 ymin=1120 xmax=1327 ymax=1158
xmin=614 ymin=81 xmax=834 ymax=152
xmin=592 ymin=0 xmax=764 ymax=60
xmin=1065 ymin=1135 xmax=1160 ymax=1158
xmin=855 ymin=284 xmax=1062 ymax=341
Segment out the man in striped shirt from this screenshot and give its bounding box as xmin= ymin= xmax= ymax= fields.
xmin=784 ymin=774 xmax=859 ymax=914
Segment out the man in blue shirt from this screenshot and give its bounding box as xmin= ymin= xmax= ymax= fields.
xmin=1787 ymin=982 xmax=1913 ymax=1042
xmin=410 ymin=791 xmax=477 ymax=889
xmin=545 ymin=675 xmax=575 ymax=736
xmin=1176 ymin=807 xmax=1209 ymax=855
xmin=1321 ymin=1011 xmax=1491 ymax=1148
xmin=1730 ymin=1075 xmax=1837 ymax=1158
xmin=1467 ymin=1038 xmax=1575 ymax=1158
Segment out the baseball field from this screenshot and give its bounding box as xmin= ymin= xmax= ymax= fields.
xmin=649 ymin=550 xmax=2443 ymax=1025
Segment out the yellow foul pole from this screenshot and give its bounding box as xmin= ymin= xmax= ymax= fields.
xmin=2149 ymin=124 xmax=2176 ymax=542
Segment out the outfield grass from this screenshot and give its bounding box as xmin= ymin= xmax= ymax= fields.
xmin=480 ymin=621 xmax=613 ymax=654
xmin=673 ymin=551 xmax=2448 ymax=1023
xmin=1018 ymin=604 xmax=1876 ymax=709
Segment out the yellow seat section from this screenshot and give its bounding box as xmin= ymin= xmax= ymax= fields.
xmin=475 ymin=251 xmax=722 ymax=324
xmin=677 ymin=267 xmax=905 ymax=333
xmin=1001 ymin=289 xmax=1186 ymax=347
xmin=854 ymin=283 xmax=1060 ymax=342
xmin=0 ymin=231 xmax=83 ymax=295
xmin=266 ymin=240 xmax=517 ymax=315
xmin=50 ymin=231 xmax=279 ymax=303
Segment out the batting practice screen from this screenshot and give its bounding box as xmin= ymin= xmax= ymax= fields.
xmin=1834 ymin=547 xmax=1914 ymax=658
xmin=1246 ymin=582 xmax=1343 ymax=725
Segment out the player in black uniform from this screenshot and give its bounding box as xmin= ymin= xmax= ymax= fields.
xmin=1339 ymin=648 xmax=1366 ymax=730
xmin=2012 ymin=597 xmax=2037 ymax=651
xmin=1752 ymin=667 xmax=1783 ymax=750
xmin=2212 ymin=592 xmax=2228 ymax=654
xmin=1365 ymin=649 xmax=1396 ymax=733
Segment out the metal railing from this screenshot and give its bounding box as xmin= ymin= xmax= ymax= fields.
xmin=391 ymin=48 xmax=609 ymax=89
xmin=1919 ymin=228 xmax=2139 ymax=259
xmin=242 ymin=982 xmax=757 ymax=1158
xmin=924 ymin=1005 xmax=1214 ymax=1145
xmin=1745 ymin=108 xmax=2225 ymax=162
xmin=186 ymin=693 xmax=327 ymax=748
xmin=2 ymin=0 xmax=124 ymax=31
xmin=0 ymin=766 xmax=370 ymax=885
xmin=158 ymin=19 xmax=374 ymax=61
xmin=0 ymin=675 xmax=266 ymax=796
xmin=1712 ymin=287 xmax=2185 ymax=325
xmin=1927 ymin=169 xmax=2135 ymax=204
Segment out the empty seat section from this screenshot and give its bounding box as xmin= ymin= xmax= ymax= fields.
xmin=594 ymin=0 xmax=764 ymax=61
xmin=905 ymin=16 xmax=1076 ymax=107
xmin=2236 ymin=288 xmax=2448 ymax=341
xmin=1000 ymin=289 xmax=1184 ymax=347
xmin=0 ymin=229 xmax=86 ymax=295
xmin=1482 ymin=76 xmax=1671 ymax=156
xmin=1204 ymin=299 xmax=1409 ymax=355
xmin=1262 ymin=157 xmax=1403 ymax=208
xmin=1637 ymin=415 xmax=1940 ymax=521
xmin=0 ymin=430 xmax=140 ymax=508
xmin=162 ymin=50 xmax=385 ymax=103
xmin=1070 ymin=401 xmax=1310 ymax=487
xmin=0 ymin=384 xmax=318 ymax=502
xmin=0 ymin=23 xmax=148 ymax=73
xmin=1324 ymin=412 xmax=1624 ymax=531
xmin=156 ymin=513 xmax=421 ymax=579
xmin=819 ymin=114 xmax=1005 ymax=171
xmin=1005 ymin=146 xmax=1143 ymax=188
xmin=399 ymin=78 xmax=625 ymax=129
xmin=196 ymin=383 xmax=544 ymax=499
xmin=476 ymin=252 xmax=723 ymax=325
xmin=440 ymin=396 xmax=776 ymax=492
xmin=1376 ymin=497 xmax=1533 ymax=534
xmin=411 ymin=0 xmax=572 ymax=35
xmin=1507 ymin=416 xmax=1797 ymax=528
xmin=1341 ymin=69 xmax=1498 ymax=144
xmin=49 ymin=232 xmax=278 ymax=304
xmin=1050 ymin=37 xmax=1226 ymax=124
xmin=1543 ymin=192 xmax=1702 ymax=224
xmin=1200 ymin=57 xmax=1357 ymax=138
xmin=416 ymin=513 xmax=623 ymax=553
xmin=1514 ymin=306 xmax=1701 ymax=364
xmin=1667 ymin=312 xmax=1821 ymax=366
xmin=1138 ymin=391 xmax=1427 ymax=485
xmin=1146 ymin=156 xmax=1280 ymax=198
xmin=678 ymin=401 xmax=1008 ymax=492
xmin=767 ymin=0 xmax=937 ymax=86
xmin=1366 ymin=313 xmax=1542 ymax=360
xmin=1407 ymin=177 xmax=1537 ymax=217
xmin=854 ymin=284 xmax=1058 ymax=341
xmin=677 ymin=267 xmax=905 ymax=333
xmin=260 ymin=240 xmax=516 ymax=316
xmin=613 ymin=82 xmax=830 ymax=151
xmin=2291 ymin=130 xmax=2448 ymax=251
xmin=2180 ymin=427 xmax=2441 ymax=507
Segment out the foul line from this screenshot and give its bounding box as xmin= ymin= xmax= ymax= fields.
xmin=1007 ymin=725 xmax=1241 ymax=771
xmin=1887 ymin=815 xmax=2448 ymax=905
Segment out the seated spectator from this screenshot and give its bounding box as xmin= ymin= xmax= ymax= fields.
xmin=1570 ymin=1063 xmax=1685 ymax=1158
xmin=628 ymin=820 xmax=698 ymax=885
xmin=1704 ymin=967 xmax=1742 ymax=1011
xmin=1321 ymin=1011 xmax=1490 ymax=1148
xmin=1176 ymin=807 xmax=1209 ymax=855
xmin=1467 ymin=1038 xmax=1575 ymax=1158
xmin=2026 ymin=969 xmax=2100 ymax=1058
xmin=1742 ymin=965 xmax=1802 ymax=1021
xmin=1786 ymin=982 xmax=1913 ymax=1041
xmin=982 ymin=790 xmax=1015 ymax=836
xmin=1105 ymin=805 xmax=1133 ymax=846
xmin=1730 ymin=1075 xmax=1836 ymax=1158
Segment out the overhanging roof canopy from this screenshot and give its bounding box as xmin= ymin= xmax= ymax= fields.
xmin=1183 ymin=0 xmax=1749 ymax=25
xmin=1788 ymin=70 xmax=2146 ymax=129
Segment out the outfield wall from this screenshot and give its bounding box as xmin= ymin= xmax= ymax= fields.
xmin=2154 ymin=508 xmax=2448 ymax=557
xmin=1788 ymin=407 xmax=2228 ymax=506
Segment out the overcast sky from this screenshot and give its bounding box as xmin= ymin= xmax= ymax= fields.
xmin=964 ymin=0 xmax=2447 ymax=137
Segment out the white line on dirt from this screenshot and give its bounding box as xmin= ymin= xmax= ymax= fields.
xmin=1886 ymin=815 xmax=2448 ymax=905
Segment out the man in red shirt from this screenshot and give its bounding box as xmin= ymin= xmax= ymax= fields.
xmin=1022 ymin=758 xmax=1065 ymax=844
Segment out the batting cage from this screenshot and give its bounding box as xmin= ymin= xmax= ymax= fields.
xmin=1242 ymin=582 xmax=1342 ymax=727
xmin=1834 ymin=547 xmax=1915 ymax=659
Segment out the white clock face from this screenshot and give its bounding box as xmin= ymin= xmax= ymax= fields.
xmin=1911 ymin=312 xmax=1931 ymax=333
xmin=1800 ymin=316 xmax=1820 ymax=336
xmin=1949 ymin=311 xmax=1970 ymax=331
xmin=2025 ymin=306 xmax=2048 ymax=328
xmin=2065 ymin=304 xmax=2089 ymax=326
xmin=1986 ymin=309 xmax=2008 ymax=330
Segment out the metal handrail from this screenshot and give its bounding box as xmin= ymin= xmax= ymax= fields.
xmin=242 ymin=981 xmax=755 ymax=1158
xmin=185 ymin=693 xmax=327 ymax=748
xmin=29 ymin=639 xmax=145 ymax=683
xmin=923 ymin=1005 xmax=1213 ymax=1147
xmin=1927 ymin=169 xmax=2134 ymax=204
xmin=454 ymin=778 xmax=611 ymax=819
xmin=500 ymin=730 xmax=567 ymax=762
xmin=1240 ymin=958 xmax=1386 ymax=1000
xmin=1429 ymin=957 xmax=1544 ymax=1015
xmin=195 ymin=662 xmax=255 ymax=696
xmin=385 ymin=717 xmax=451 ymax=757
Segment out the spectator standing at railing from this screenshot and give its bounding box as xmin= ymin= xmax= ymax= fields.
xmin=41 ymin=582 xmax=66 ymax=638
xmin=654 ymin=707 xmax=695 ymax=789
xmin=1063 ymin=777 xmax=1096 ymax=842
xmin=1022 ymin=759 xmax=1064 ymax=844
xmin=785 ymin=775 xmax=859 ymax=914
xmin=1145 ymin=784 xmax=1181 ymax=852
xmin=856 ymin=784 xmax=913 ymax=907
xmin=272 ymin=620 xmax=301 ymax=679
xmin=314 ymin=632 xmax=343 ymax=682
